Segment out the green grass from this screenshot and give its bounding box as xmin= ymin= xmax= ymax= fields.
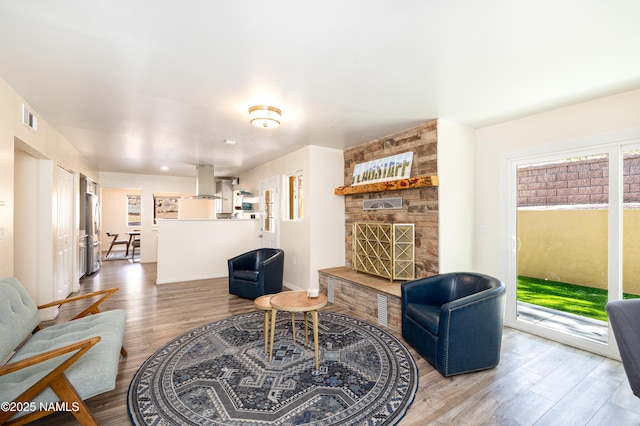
xmin=517 ymin=276 xmax=640 ymax=322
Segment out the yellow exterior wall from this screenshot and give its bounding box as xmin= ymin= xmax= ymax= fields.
xmin=518 ymin=209 xmax=640 ymax=295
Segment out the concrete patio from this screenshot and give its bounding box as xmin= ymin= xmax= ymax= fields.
xmin=517 ymin=301 xmax=609 ymax=344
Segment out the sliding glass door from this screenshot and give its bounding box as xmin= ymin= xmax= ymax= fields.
xmin=505 ymin=142 xmax=631 ymax=357
xmin=622 ymin=146 xmax=640 ymax=304
xmin=514 ymin=153 xmax=611 ymax=345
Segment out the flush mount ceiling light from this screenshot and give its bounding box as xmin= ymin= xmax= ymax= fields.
xmin=248 ymin=105 xmax=281 ymax=129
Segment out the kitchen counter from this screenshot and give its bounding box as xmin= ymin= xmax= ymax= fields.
xmin=156 ymin=219 xmax=261 ymax=284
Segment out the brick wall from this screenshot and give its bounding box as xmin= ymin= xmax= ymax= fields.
xmin=343 ymin=120 xmax=439 ymax=278
xmin=319 ymin=272 xmax=402 ymax=333
xmin=518 ymin=154 xmax=640 ymax=207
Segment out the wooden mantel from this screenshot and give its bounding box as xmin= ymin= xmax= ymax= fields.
xmin=334 ymin=175 xmax=439 ymax=195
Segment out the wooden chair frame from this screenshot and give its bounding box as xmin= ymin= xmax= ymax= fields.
xmin=0 ymin=337 xmax=100 ymax=425
xmin=105 ymin=232 xmax=128 ymax=258
xmin=37 ymin=287 xmax=127 ymax=357
xmin=0 ymin=287 xmax=127 ymax=425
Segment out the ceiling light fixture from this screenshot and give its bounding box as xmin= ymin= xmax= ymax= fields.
xmin=248 ymin=105 xmax=281 ymax=129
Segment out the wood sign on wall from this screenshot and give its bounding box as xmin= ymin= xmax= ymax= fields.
xmin=352 ymin=151 xmax=413 ymax=186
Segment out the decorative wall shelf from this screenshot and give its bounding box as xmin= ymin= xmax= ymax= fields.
xmin=353 ymin=222 xmax=415 ymax=282
xmin=334 ymin=175 xmax=438 ymax=195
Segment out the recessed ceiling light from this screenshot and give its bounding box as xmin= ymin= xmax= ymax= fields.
xmin=160 ymin=166 xmax=169 ymax=171
xmin=224 ymin=139 xmax=237 ymax=145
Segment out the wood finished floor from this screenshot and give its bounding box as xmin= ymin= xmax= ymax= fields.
xmin=31 ymin=259 xmax=640 ymax=425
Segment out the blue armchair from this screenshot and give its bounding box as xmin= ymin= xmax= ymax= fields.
xmin=228 ymin=248 xmax=284 ymax=300
xmin=401 ymin=272 xmax=506 ymax=377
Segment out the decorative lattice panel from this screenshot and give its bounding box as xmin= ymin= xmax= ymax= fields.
xmin=353 ymin=222 xmax=415 ymax=281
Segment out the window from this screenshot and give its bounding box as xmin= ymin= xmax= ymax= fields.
xmin=153 ymin=193 xmax=179 ymax=224
xmin=127 ymin=194 xmax=141 ymax=227
xmin=286 ymin=171 xmax=303 ymax=220
xmin=263 ymin=188 xmax=274 ymax=232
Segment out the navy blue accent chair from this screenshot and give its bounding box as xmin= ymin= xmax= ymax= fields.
xmin=606 ymin=299 xmax=640 ymax=398
xmin=401 ymin=272 xmax=506 ymax=377
xmin=228 ymin=248 xmax=284 ymax=300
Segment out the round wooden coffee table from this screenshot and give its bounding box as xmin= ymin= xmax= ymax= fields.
xmin=269 ymin=290 xmax=328 ymax=369
xmin=254 ymin=294 xmax=275 ymax=353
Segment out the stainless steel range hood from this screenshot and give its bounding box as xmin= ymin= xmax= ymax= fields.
xmin=190 ymin=165 xmax=221 ymax=199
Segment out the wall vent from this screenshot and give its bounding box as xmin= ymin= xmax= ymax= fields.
xmin=363 ymin=197 xmax=402 ymax=210
xmin=327 ymin=277 xmax=335 ymax=303
xmin=377 ymin=294 xmax=388 ymax=327
xmin=22 ymin=104 xmax=38 ymax=132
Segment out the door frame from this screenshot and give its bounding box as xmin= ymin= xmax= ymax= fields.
xmin=55 ymin=164 xmax=75 ymax=300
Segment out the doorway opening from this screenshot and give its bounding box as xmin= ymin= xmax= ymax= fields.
xmin=101 ymin=187 xmax=141 ymax=262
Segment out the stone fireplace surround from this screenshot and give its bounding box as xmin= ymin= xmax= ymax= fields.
xmin=321 ymin=120 xmax=439 ymax=332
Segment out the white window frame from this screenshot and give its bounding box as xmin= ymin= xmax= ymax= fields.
xmin=500 ymin=128 xmax=640 ymax=358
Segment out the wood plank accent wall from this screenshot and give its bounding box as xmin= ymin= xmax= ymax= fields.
xmin=343 ymin=120 xmax=439 ymax=278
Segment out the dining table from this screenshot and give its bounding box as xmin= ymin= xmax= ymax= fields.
xmin=124 ymin=231 xmax=140 ymax=256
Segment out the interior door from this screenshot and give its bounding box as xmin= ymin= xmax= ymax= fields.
xmin=55 ymin=165 xmax=74 ymax=299
xmin=258 ymin=176 xmax=280 ymax=248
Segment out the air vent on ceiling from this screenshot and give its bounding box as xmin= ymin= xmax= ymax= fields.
xmin=22 ymin=104 xmax=38 ymax=132
xmin=363 ymin=197 xmax=403 ymax=210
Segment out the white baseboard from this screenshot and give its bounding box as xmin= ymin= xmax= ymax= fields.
xmin=283 ymin=281 xmax=303 ymax=291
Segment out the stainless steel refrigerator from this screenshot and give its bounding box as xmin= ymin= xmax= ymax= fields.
xmin=86 ymin=193 xmax=102 ymax=274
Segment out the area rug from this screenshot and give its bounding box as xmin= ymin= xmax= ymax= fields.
xmin=103 ymin=251 xmax=128 ymax=261
xmin=127 ymin=311 xmax=418 ymax=425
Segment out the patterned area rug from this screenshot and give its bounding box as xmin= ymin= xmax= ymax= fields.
xmin=103 ymin=251 xmax=128 ymax=261
xmin=104 ymin=251 xmax=139 ymax=262
xmin=127 ymin=311 xmax=418 ymax=425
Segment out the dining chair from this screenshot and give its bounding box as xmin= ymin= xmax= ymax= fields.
xmin=105 ymin=232 xmax=128 ymax=258
xmin=131 ymin=238 xmax=141 ymax=261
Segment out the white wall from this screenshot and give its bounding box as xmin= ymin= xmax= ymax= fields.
xmin=13 ymin=150 xmax=55 ymax=305
xmin=156 ymin=219 xmax=261 ymax=284
xmin=240 ymin=147 xmax=311 ymax=289
xmin=308 ymin=146 xmax=346 ymax=289
xmin=240 ymin=145 xmax=345 ymax=289
xmin=475 ymin=88 xmax=640 ymax=278
xmin=437 ymin=119 xmax=476 ymax=273
xmin=0 ymin=78 xmax=98 ymax=304
xmin=99 ymin=172 xmax=196 ymax=263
